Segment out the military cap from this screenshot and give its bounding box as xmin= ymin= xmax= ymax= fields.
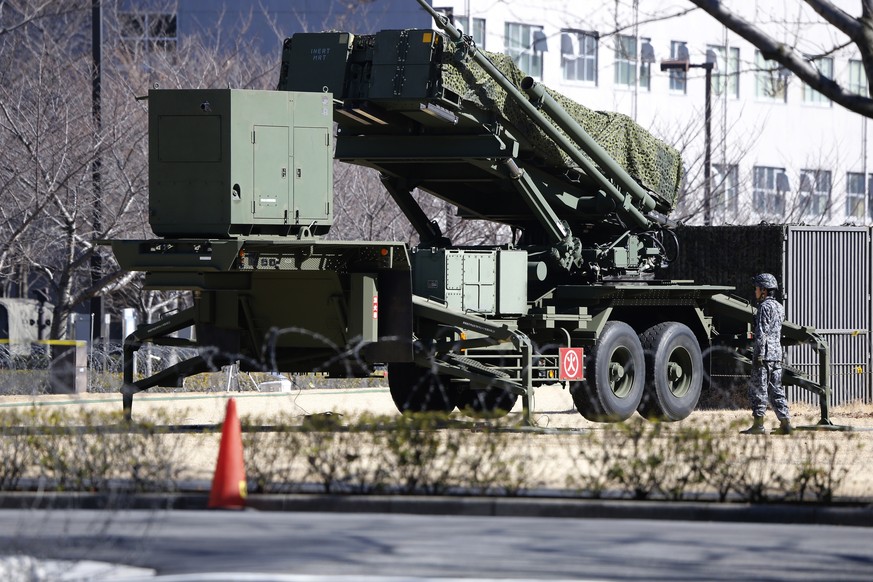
xmin=752 ymin=273 xmax=778 ymax=290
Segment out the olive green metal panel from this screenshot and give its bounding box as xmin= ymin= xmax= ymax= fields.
xmin=349 ymin=273 xmax=378 ymax=343
xmin=277 ymin=32 xmax=354 ymax=95
xmin=498 ymin=251 xmax=528 ymax=315
xmin=281 ymin=30 xmax=442 ymax=102
xmin=413 ymin=249 xmax=448 ymax=303
xmin=110 ymin=240 xmax=243 ymax=272
xmin=412 ymin=249 xmax=528 ymax=317
xmin=293 ymin=124 xmax=332 ymax=224
xmin=188 ymin=270 xmax=411 ymax=363
xmin=149 ymin=90 xmax=231 ymax=236
xmin=446 ymin=252 xmax=463 ymax=295
xmin=253 ymin=124 xmax=289 ymax=220
xmin=111 ymin=239 xmax=413 ymax=371
xmin=248 ymin=272 xmax=348 ymax=349
xmin=370 ymin=29 xmax=441 ymax=99
xmin=462 ymin=253 xmax=496 ymax=314
xmin=373 ymin=270 xmax=414 ymax=363
xmin=148 ymin=89 xmax=332 ymax=238
xmin=157 ymin=115 xmax=221 ymax=162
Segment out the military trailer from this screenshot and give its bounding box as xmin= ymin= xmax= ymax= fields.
xmin=108 ymin=0 xmax=831 ymax=424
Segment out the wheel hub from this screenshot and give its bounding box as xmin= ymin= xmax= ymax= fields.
xmin=609 ymin=362 xmax=626 ymax=381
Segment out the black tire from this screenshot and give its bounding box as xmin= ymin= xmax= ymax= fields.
xmin=387 ymin=362 xmax=457 ymax=413
xmin=456 ymin=386 xmax=518 ymax=418
xmin=570 ymin=321 xmax=645 ymax=422
xmin=637 ymin=322 xmax=703 ymax=421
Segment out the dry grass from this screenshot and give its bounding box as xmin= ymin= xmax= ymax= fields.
xmin=1 ymin=396 xmax=871 ymax=502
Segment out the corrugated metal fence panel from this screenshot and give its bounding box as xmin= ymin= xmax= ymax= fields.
xmin=784 ymin=227 xmax=869 ymax=329
xmin=784 ymin=227 xmax=871 ymax=405
xmin=786 ymin=332 xmax=870 ymax=405
xmin=668 ymin=225 xmax=872 ymax=406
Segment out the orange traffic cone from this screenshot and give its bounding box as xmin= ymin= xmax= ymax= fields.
xmin=208 ymin=398 xmax=247 ymax=509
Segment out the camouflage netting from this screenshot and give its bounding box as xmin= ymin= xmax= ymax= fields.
xmin=441 ymin=49 xmax=683 ymax=211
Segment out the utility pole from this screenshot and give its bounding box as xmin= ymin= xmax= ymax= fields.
xmin=90 ymin=0 xmax=103 ymax=340
xmin=661 ymin=58 xmax=715 ymax=225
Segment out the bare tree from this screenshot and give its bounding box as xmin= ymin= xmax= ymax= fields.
xmin=0 ymin=1 xmax=283 ymax=338
xmin=651 ymin=97 xmax=761 ymax=226
xmin=330 ymin=164 xmax=414 ymax=243
xmin=0 ymin=2 xmax=102 ymax=337
xmin=0 ymin=0 xmax=83 ymax=39
xmin=262 ymin=0 xmax=399 ymax=36
xmin=328 ymin=162 xmax=511 ymax=247
xmin=688 ymin=0 xmax=873 ymax=118
xmin=412 ymin=192 xmax=512 ymax=246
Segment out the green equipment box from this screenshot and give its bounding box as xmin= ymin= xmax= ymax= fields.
xmin=278 ymin=29 xmax=445 ymax=101
xmin=412 ymin=248 xmax=529 ymax=317
xmin=148 ymin=89 xmax=334 ymax=238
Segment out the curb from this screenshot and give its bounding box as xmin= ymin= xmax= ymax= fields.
xmin=247 ymin=494 xmax=873 ymax=527
xmin=1 ymin=492 xmax=871 ymax=527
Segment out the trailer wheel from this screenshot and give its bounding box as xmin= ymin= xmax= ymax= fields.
xmin=456 ymin=387 xmax=518 ymax=417
xmin=570 ymin=321 xmax=645 ymax=422
xmin=637 ymin=322 xmax=703 ymax=421
xmin=387 ymin=363 xmax=457 ymax=413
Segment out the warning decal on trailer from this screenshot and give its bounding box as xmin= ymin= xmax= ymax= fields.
xmin=559 ymin=347 xmax=584 ymax=381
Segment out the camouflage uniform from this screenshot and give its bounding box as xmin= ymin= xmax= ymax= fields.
xmin=750 ymin=294 xmax=790 ymax=420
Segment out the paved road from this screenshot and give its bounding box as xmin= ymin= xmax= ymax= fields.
xmin=1 ymin=509 xmax=871 ymax=581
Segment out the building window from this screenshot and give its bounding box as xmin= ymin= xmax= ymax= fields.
xmin=120 ymin=12 xmax=178 ymax=52
xmin=456 ymin=16 xmax=486 ymax=49
xmin=799 ymin=169 xmax=831 ymax=217
xmin=639 ymin=37 xmax=654 ymax=91
xmin=614 ymin=34 xmax=636 ymax=87
xmin=561 ymin=30 xmax=598 ymax=84
xmin=847 ymin=172 xmax=867 ymax=218
xmin=668 ymin=41 xmax=688 ymax=93
xmin=708 ymin=45 xmax=739 ymax=98
xmin=755 ymin=50 xmax=788 ymax=102
xmin=713 ymin=163 xmax=739 ymax=216
xmin=803 ymin=57 xmax=833 ymax=105
xmin=868 ymin=175 xmax=873 ymax=220
xmin=849 ymin=59 xmax=868 ymax=96
xmin=505 ymin=22 xmax=545 ymax=79
xmin=753 ymin=166 xmax=788 ymax=216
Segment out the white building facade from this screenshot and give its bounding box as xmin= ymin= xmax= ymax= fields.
xmin=433 ymin=1 xmax=872 ymax=227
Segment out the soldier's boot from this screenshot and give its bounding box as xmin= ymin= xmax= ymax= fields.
xmin=740 ymin=415 xmax=766 ymax=435
xmin=772 ymin=418 xmax=793 ymax=435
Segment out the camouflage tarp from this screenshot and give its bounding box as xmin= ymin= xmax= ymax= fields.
xmin=441 ymin=50 xmax=683 ymax=212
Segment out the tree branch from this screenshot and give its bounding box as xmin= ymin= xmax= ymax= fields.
xmin=689 ymin=0 xmax=873 ymax=118
xmin=803 ymin=0 xmax=862 ymax=39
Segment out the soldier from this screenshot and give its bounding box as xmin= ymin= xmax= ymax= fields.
xmin=741 ymin=273 xmax=792 ymax=435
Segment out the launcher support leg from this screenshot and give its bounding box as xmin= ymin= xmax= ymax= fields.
xmin=122 ymin=391 xmax=134 ymax=423
xmin=513 ymin=333 xmax=535 ymax=427
xmin=815 ymin=339 xmax=833 ymax=426
xmin=122 ymin=335 xmax=137 ymax=422
xmin=120 ymin=307 xmax=198 ymax=421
